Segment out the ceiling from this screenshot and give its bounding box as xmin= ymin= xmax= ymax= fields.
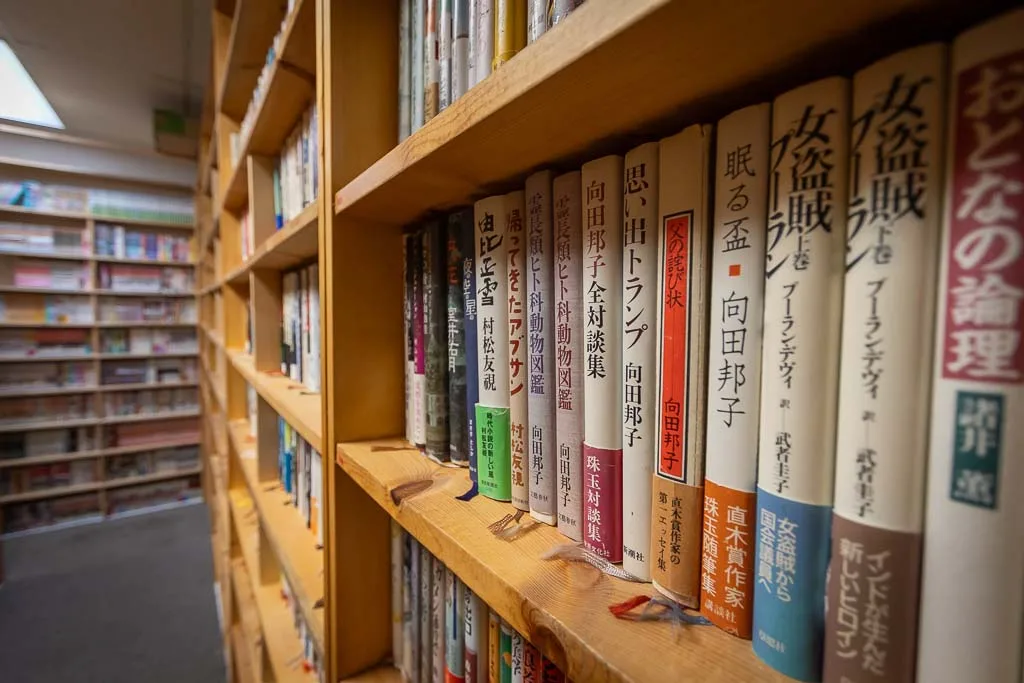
xmin=0 ymin=0 xmax=211 ymax=151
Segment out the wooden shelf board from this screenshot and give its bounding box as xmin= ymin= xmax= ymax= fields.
xmin=0 ymin=480 xmax=102 ymax=504
xmin=217 ymin=0 xmax=287 ymax=121
xmin=229 ymin=556 xmax=265 ymax=679
xmin=229 ymin=487 xmax=319 ymax=683
xmin=333 ymin=0 xmax=945 ymax=225
xmin=105 ymin=466 xmax=202 ymax=490
xmin=230 ymin=624 xmax=257 ymax=683
xmin=98 ymin=352 xmax=198 ymax=360
xmin=337 ymin=439 xmax=789 ymax=683
xmin=0 ymin=286 xmax=93 ymax=296
xmin=96 ymin=321 xmax=196 ymax=328
xmin=95 ymin=290 xmax=196 ymax=298
xmin=0 ymin=384 xmax=98 ymax=398
xmin=0 ymin=416 xmax=99 ymax=434
xmin=228 ymin=350 xmax=321 ymax=453
xmin=223 ymin=201 xmax=319 ymax=287
xmin=0 ymin=438 xmax=201 ymax=470
xmin=0 ymin=204 xmax=194 ymax=230
xmin=94 ymin=380 xmax=199 ymax=393
xmin=228 ymin=418 xmax=325 ymax=654
xmin=0 ymin=353 xmax=93 ymax=363
xmin=93 ymin=256 xmax=195 ymax=267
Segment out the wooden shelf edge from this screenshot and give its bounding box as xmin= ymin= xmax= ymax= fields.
xmin=227 ymin=350 xmax=321 ymax=452
xmin=0 ymin=437 xmax=200 ymax=469
xmin=0 ymin=203 xmax=194 ymax=230
xmin=98 ymin=409 xmax=200 ymax=426
xmin=226 ymin=200 xmax=320 ymax=286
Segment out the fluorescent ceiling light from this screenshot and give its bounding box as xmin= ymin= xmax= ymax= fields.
xmin=0 ymin=40 xmax=63 ymax=129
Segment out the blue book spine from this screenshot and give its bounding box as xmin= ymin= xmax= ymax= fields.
xmin=461 ymin=210 xmax=479 ymax=484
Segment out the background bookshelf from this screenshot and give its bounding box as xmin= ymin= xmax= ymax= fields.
xmin=0 ymin=161 xmax=200 ymax=537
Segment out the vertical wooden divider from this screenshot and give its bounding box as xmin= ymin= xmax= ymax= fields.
xmin=255 ymin=397 xmax=278 ymax=484
xmin=250 ymin=270 xmax=282 ymax=373
xmin=248 ymin=154 xmax=278 ymax=247
xmin=318 ymin=0 xmax=401 ymax=679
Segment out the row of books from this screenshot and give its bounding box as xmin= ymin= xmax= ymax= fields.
xmin=399 ymin=0 xmax=585 ymax=140
xmin=3 ymin=493 xmax=100 ymax=533
xmin=282 ymin=264 xmax=320 ymax=392
xmin=101 ymin=358 xmax=196 ymax=386
xmin=0 ymin=293 xmax=93 ymax=325
xmin=107 ymin=446 xmax=200 ymax=479
xmin=0 ymin=395 xmax=93 ymax=426
xmin=103 ymin=417 xmax=199 ymax=449
xmin=3 ymin=257 xmax=89 ymax=289
xmin=0 ymin=181 xmax=194 ymax=225
xmin=99 ymin=298 xmax=197 ymax=324
xmin=101 ymin=329 xmax=197 ymax=355
xmin=0 ymin=460 xmax=95 ymax=495
xmin=105 ymin=476 xmax=201 ymax=513
xmin=94 ymin=223 xmax=191 ymax=263
xmin=278 ymin=418 xmax=324 ymax=547
xmin=281 ymin=574 xmax=322 ymax=681
xmin=392 ymin=524 xmax=567 ymax=683
xmin=0 ymin=428 xmax=95 ymax=461
xmin=103 ymin=387 xmax=199 ymax=418
xmin=0 ymin=329 xmax=91 ymax=358
xmin=401 ymin=10 xmax=1024 ymax=683
xmin=98 ymin=264 xmax=194 ymax=293
xmin=0 ymin=221 xmax=89 ymax=257
xmin=0 ymin=362 xmax=96 ymax=395
xmin=275 ymin=104 xmax=319 ymax=227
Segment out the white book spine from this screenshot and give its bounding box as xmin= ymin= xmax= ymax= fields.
xmin=527 ymin=0 xmax=547 ymax=43
xmin=918 ymin=10 xmax=1024 ymax=683
xmin=473 ymin=0 xmax=493 ymax=85
xmin=581 ymin=155 xmax=624 ymax=562
xmin=439 ymin=0 xmax=452 ymax=111
xmin=412 ymin=0 xmax=426 ymax=131
xmin=620 ymin=142 xmax=659 ymax=580
xmin=701 ymin=102 xmax=770 ymax=639
xmin=506 ymin=190 xmax=530 ymax=511
xmin=432 ymin=558 xmax=445 ymax=683
xmin=511 ymin=631 xmax=524 ymax=683
xmin=553 ymin=171 xmax=584 ymax=541
xmin=752 ymin=77 xmax=849 ymax=682
xmin=452 ymin=0 xmax=470 ymax=101
xmin=526 ymin=170 xmax=556 ymax=524
xmin=399 ymin=0 xmax=412 ymax=140
xmin=467 ymin=0 xmax=477 ymax=88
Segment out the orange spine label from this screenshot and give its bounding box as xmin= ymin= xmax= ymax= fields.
xmin=700 ymin=479 xmax=755 ymax=638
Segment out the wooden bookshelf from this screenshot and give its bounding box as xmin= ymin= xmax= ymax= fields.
xmin=0 ymin=437 xmax=201 ymax=469
xmin=0 ymin=203 xmax=194 ymax=230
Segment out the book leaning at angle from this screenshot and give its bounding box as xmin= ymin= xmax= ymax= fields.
xmin=651 ymin=125 xmax=712 ymax=606
xmin=506 ymin=191 xmax=531 ymax=511
xmin=553 ymin=171 xmax=584 ymax=541
xmin=525 ymin=170 xmax=557 ymax=524
xmin=581 ymin=155 xmax=624 ymax=562
xmin=700 ymin=102 xmax=769 ymax=638
xmin=474 ymin=195 xmax=512 ymax=501
xmin=753 ymin=77 xmax=849 ymax=682
xmin=621 ymin=141 xmax=659 ymax=581
xmin=917 ymin=9 xmax=1024 ymax=683
xmin=824 ymin=44 xmax=946 ymax=683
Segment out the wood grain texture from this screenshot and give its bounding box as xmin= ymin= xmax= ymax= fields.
xmin=337 ymin=439 xmax=792 ymax=683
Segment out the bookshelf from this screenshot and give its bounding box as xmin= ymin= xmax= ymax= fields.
xmin=195 ymin=1 xmax=1020 ymax=683
xmin=0 ymin=161 xmax=201 ymax=537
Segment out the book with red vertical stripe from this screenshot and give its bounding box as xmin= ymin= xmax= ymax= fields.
xmin=651 ymin=124 xmax=713 ymax=607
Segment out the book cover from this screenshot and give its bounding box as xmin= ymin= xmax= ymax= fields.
xmin=432 ymin=557 xmax=446 ymax=683
xmin=701 ymin=102 xmax=770 ymax=638
xmin=464 ymin=587 xmax=488 ymax=683
xmin=426 ymin=219 xmax=450 ymax=462
xmin=753 ymin=77 xmax=850 ymax=682
xmin=553 ymin=171 xmax=584 ymax=541
xmin=445 ymin=570 xmax=466 ymax=683
xmin=917 ymin=10 xmax=1024 ymax=683
xmin=412 ymin=0 xmax=426 ymax=131
xmin=525 ymin=170 xmax=556 ymax=525
xmin=506 ymin=190 xmax=530 ymax=511
xmin=440 ymin=0 xmax=453 ymax=111
xmin=473 ymin=0 xmax=493 ymax=85
xmin=474 ymin=196 xmax=511 ymax=501
xmin=824 ymin=44 xmax=946 ymax=683
xmin=621 ymin=141 xmax=659 ymax=581
xmin=462 ymin=209 xmax=481 ymax=480
xmin=420 ymin=545 xmax=433 ymax=681
xmin=493 ymin=0 xmax=525 ymax=70
xmin=527 ymin=0 xmax=546 ymax=43
xmin=581 ymin=155 xmax=624 ymax=563
xmin=651 ymin=124 xmax=712 ymax=607
xmin=425 ymin=0 xmax=440 ymax=121
xmin=453 ymin=0 xmax=470 ymax=100
xmin=499 ymin=620 xmax=513 ymax=683
xmin=449 ymin=211 xmax=471 ymax=466
xmin=413 ymin=229 xmax=427 ymax=448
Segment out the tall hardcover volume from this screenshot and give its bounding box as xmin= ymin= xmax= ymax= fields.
xmin=493 ymin=0 xmax=525 ymax=70
xmin=917 ymin=10 xmax=1024 ymax=683
xmin=425 ymin=220 xmax=451 ymax=462
xmin=439 ymin=0 xmax=453 ymax=111
xmin=525 ymin=170 xmax=556 ymax=524
xmin=621 ymin=142 xmax=659 ymax=580
xmin=445 ymin=570 xmax=466 ymax=683
xmin=753 ymin=77 xmax=849 ymax=682
xmin=474 ymin=196 xmax=512 ymax=501
xmin=412 ymin=0 xmax=426 ymax=131
xmin=464 ymin=588 xmax=488 ymax=683
xmin=472 ymin=0 xmax=493 ymax=86
xmin=413 ymin=228 xmax=427 ymax=448
xmin=452 ymin=0 xmax=470 ymax=101
xmin=824 ymin=44 xmax=946 ymax=683
xmin=506 ymin=190 xmax=531 ymax=511
xmin=399 ymin=0 xmax=412 ymax=140
xmin=419 ymin=545 xmax=433 ymax=681
xmin=651 ymin=125 xmax=712 ymax=605
xmin=448 ymin=211 xmax=472 ymax=465
xmin=553 ymin=171 xmax=584 ymax=541
xmin=462 ymin=208 xmax=481 ymax=479
xmin=581 ymin=155 xmax=624 ymax=562
xmin=425 ymin=0 xmax=440 ymax=121
xmin=700 ymin=103 xmax=769 ymax=638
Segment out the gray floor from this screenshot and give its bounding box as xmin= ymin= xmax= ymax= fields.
xmin=0 ymin=502 xmax=227 ymax=683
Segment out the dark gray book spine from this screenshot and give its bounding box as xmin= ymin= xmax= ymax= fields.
xmin=448 ymin=210 xmax=471 ymax=465
xmin=425 ymin=219 xmax=450 ymax=461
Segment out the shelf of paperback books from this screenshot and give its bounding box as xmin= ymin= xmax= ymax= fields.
xmin=0 ymin=466 xmax=201 ymax=505
xmin=0 ymin=203 xmax=194 ymax=230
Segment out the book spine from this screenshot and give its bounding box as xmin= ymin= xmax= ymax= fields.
xmin=473 ymin=0 xmax=493 ymax=85
xmin=448 ymin=212 xmax=470 ymax=465
xmin=506 ymin=190 xmax=530 ymax=511
xmin=399 ymin=0 xmax=412 ymax=140
xmin=453 ymin=0 xmax=470 ymax=101
xmin=527 ymin=0 xmax=547 ymax=43
xmin=918 ymin=10 xmax=1024 ymax=683
xmin=420 ymin=545 xmax=433 ymax=681
xmin=499 ymin=620 xmax=513 ymax=683
xmin=581 ymin=155 xmax=624 ymax=562
xmin=701 ymin=102 xmax=770 ymax=638
xmin=462 ymin=211 xmax=481 ymax=480
xmin=392 ymin=520 xmax=405 ymax=670
xmin=522 ymin=642 xmax=540 ymax=683
xmin=621 ymin=142 xmax=659 ymax=581
xmin=493 ymin=0 xmax=525 ymax=70
xmin=511 ymin=631 xmax=524 ymax=683
xmin=425 ymin=0 xmax=440 ymax=122
xmin=432 ymin=558 xmax=446 ymax=683
xmin=474 ymin=196 xmax=511 ymax=500
xmin=549 ymin=0 xmax=581 ymax=26
xmin=467 ymin=0 xmax=477 ymax=88
xmin=412 ymin=0 xmax=426 ymax=131
xmin=414 ymin=229 xmax=427 ymax=448
xmin=408 ymin=536 xmax=421 ymax=683
xmin=824 ymin=44 xmax=946 ymax=683
xmin=439 ymin=0 xmax=453 ymax=111
xmin=553 ymin=171 xmax=584 ymax=541
xmin=406 ymin=233 xmax=416 ymax=444
xmin=445 ymin=570 xmax=466 ymax=683
xmin=525 ymin=171 xmax=556 ymax=524
xmin=309 ymin=264 xmax=321 ymax=392
xmin=426 ymin=220 xmax=451 ymax=461
xmin=753 ymin=77 xmax=850 ymax=682
xmin=464 ymin=587 xmax=487 ymax=683
xmin=487 ymin=611 xmax=500 ymax=683
xmin=651 ymin=124 xmax=712 ymax=607
xmin=540 ymin=658 xmax=563 ymax=683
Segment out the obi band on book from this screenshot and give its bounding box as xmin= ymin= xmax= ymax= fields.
xmin=475 ymin=404 xmax=511 ymax=501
